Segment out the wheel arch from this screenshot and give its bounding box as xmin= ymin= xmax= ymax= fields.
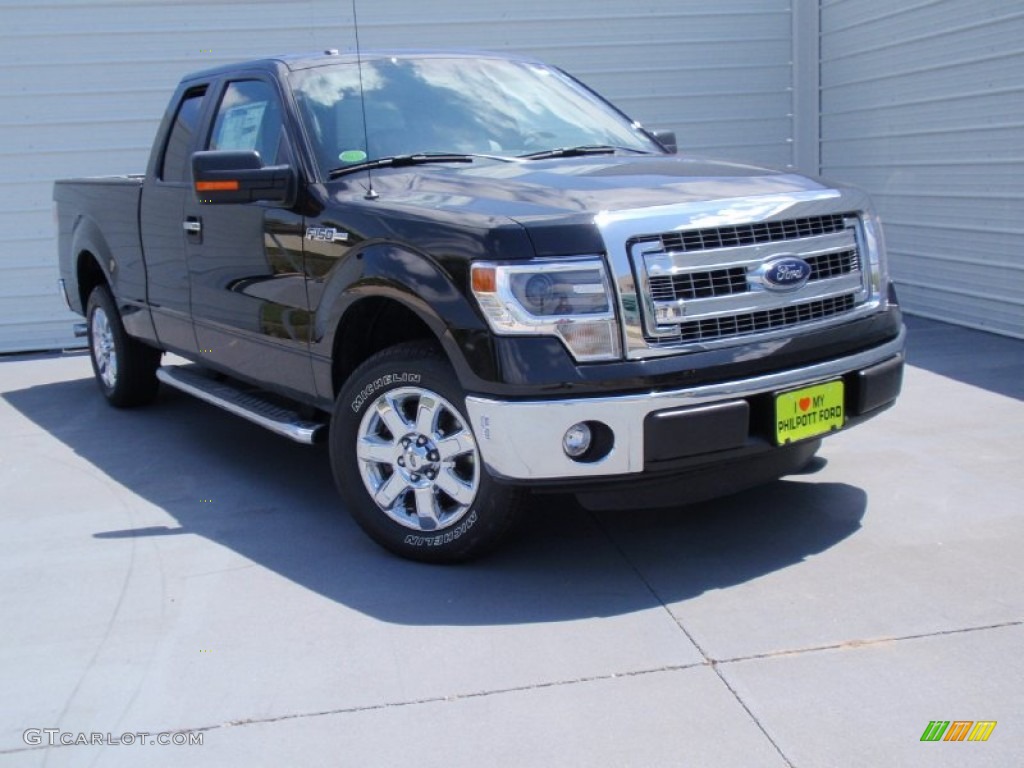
xmin=322 ymin=242 xmax=497 ymax=397
xmin=330 ymin=295 xmax=448 ymax=397
xmin=70 ymin=216 xmax=116 ymax=311
xmin=76 ymin=250 xmax=108 ymax=313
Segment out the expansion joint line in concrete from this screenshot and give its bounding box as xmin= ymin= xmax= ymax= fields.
xmin=587 ymin=511 xmax=796 ymax=768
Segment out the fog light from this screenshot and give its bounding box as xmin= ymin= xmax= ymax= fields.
xmin=563 ymin=422 xmax=592 ymax=458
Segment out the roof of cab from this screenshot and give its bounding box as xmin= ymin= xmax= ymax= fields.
xmin=181 ymin=49 xmax=538 ymax=83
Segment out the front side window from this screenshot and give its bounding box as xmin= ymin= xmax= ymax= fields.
xmin=161 ymin=88 xmax=206 ymax=182
xmin=209 ymin=80 xmax=286 ymax=166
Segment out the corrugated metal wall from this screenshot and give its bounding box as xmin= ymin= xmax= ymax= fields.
xmin=820 ymin=0 xmax=1024 ymax=338
xmin=0 ymin=0 xmax=352 ymax=353
xmin=354 ymin=1 xmax=796 ymax=167
xmin=0 ymin=0 xmax=796 ymax=353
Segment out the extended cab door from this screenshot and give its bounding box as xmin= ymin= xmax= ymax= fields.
xmin=184 ymin=77 xmax=314 ymax=398
xmin=141 ymin=86 xmax=207 ymax=356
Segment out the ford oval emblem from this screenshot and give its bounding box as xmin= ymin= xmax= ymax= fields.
xmin=762 ymin=256 xmax=812 ymax=291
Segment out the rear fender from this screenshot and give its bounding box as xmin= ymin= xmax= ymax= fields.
xmin=70 ymin=216 xmax=116 ymax=310
xmin=70 ymin=215 xmax=157 ymax=342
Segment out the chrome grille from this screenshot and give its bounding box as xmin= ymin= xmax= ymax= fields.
xmin=632 ymin=212 xmax=868 ymax=348
xmin=807 ymin=248 xmax=859 ymax=280
xmin=657 ymin=214 xmax=848 ymax=253
xmin=651 ymin=294 xmax=858 ymax=346
xmin=649 ymin=267 xmax=747 ymax=301
xmin=648 ymin=248 xmax=860 ymax=303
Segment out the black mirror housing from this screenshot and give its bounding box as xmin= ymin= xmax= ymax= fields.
xmin=192 ymin=150 xmax=297 ymax=206
xmin=651 ymin=129 xmax=678 ymax=154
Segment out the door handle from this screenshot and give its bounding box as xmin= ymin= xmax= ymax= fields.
xmin=183 ymin=219 xmax=202 ymax=234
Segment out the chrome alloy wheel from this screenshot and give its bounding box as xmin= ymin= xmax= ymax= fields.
xmin=91 ymin=306 xmax=118 ymax=390
xmin=356 ymin=386 xmax=480 ymax=532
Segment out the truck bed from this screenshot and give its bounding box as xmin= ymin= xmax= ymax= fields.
xmin=54 ymin=175 xmax=146 ymax=315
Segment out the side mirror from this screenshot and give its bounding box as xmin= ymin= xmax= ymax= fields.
xmin=192 ymin=150 xmax=297 ymax=206
xmin=651 ymin=129 xmax=677 ymax=155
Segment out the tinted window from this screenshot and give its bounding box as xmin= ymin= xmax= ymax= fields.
xmin=209 ymin=80 xmax=285 ymax=165
xmin=161 ymin=88 xmax=206 ymax=182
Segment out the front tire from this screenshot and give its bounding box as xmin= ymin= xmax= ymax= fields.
xmin=330 ymin=342 xmax=522 ymax=563
xmin=86 ymin=285 xmax=161 ymax=407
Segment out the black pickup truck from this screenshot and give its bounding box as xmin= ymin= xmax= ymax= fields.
xmin=54 ymin=50 xmax=904 ymax=562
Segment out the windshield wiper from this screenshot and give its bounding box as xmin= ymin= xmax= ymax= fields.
xmin=518 ymin=145 xmax=654 ymax=160
xmin=328 ymin=153 xmax=474 ymax=179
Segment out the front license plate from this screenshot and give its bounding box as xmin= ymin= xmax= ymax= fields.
xmin=775 ymin=380 xmax=845 ymax=444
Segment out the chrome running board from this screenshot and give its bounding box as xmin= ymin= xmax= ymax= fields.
xmin=156 ymin=365 xmax=325 ymax=445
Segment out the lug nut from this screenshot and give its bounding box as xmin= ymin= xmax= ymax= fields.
xmin=416 ymin=436 xmax=428 ymax=446
xmin=410 ymin=473 xmax=421 ymax=482
xmin=397 ymin=457 xmax=406 ymax=467
xmin=428 ymin=451 xmax=439 ymax=462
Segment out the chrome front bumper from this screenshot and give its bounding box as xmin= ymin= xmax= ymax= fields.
xmin=465 ymin=326 xmax=905 ymax=481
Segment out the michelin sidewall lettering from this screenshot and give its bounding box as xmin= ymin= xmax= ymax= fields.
xmin=331 ymin=342 xmax=521 ymax=562
xmin=350 ymin=372 xmax=421 ymax=412
xmin=349 ymin=369 xmax=478 ymax=547
xmin=404 ymin=511 xmax=478 ymax=548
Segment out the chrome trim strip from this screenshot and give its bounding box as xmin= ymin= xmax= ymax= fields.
xmin=643 ymin=230 xmax=856 ymax=276
xmin=157 ymin=366 xmax=323 ymax=444
xmin=57 ymin=278 xmax=73 ymax=311
xmin=465 ymin=326 xmax=905 ymax=480
xmin=648 ymin=275 xmax=865 ymax=325
xmin=644 ymin=297 xmax=876 ymax=349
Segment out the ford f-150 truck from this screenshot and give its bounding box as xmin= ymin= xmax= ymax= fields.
xmin=54 ymin=51 xmax=904 ymax=562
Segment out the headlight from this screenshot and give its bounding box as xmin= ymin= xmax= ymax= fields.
xmin=859 ymin=208 xmax=889 ymax=302
xmin=471 ymin=258 xmax=621 ymax=362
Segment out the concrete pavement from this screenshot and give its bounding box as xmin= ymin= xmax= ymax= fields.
xmin=0 ymin=316 xmax=1021 ymax=767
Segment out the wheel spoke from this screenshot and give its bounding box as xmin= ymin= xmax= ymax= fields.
xmin=374 ymin=396 xmax=411 ymax=441
xmin=435 ymin=468 xmax=475 ymax=506
xmin=91 ymin=309 xmax=117 ymax=388
xmin=373 ymin=472 xmax=409 ymax=509
xmin=354 ymin=381 xmax=482 ymax=535
xmin=356 ymin=437 xmax=396 ymax=465
xmin=414 ymin=394 xmax=441 ymax=438
xmin=436 ymin=430 xmax=475 ymax=461
xmin=107 ymin=349 xmax=118 ymax=383
xmin=413 ymin=487 xmax=441 ymax=529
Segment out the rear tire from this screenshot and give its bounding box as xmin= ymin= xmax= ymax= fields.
xmin=86 ymin=285 xmax=161 ymax=407
xmin=330 ymin=341 xmax=522 ymax=563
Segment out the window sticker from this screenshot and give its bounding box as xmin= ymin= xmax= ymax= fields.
xmin=214 ymin=102 xmax=268 ymax=151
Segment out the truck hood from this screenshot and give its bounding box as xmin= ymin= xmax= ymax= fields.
xmin=358 ymin=154 xmax=832 ymax=224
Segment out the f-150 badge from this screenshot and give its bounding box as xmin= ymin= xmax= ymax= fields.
xmin=305 ymin=227 xmax=349 ymax=243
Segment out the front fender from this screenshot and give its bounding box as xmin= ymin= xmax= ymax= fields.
xmin=312 ymin=241 xmax=500 ymax=391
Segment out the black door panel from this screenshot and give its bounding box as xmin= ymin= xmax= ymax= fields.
xmin=186 ymin=78 xmax=315 ymax=399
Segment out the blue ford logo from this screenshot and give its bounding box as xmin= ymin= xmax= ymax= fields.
xmin=762 ymin=256 xmax=812 ymax=291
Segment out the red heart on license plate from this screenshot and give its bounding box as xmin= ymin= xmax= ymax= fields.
xmin=799 ymin=397 xmax=811 ymax=412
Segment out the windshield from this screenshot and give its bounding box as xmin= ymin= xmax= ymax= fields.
xmin=288 ymin=55 xmax=663 ymax=178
